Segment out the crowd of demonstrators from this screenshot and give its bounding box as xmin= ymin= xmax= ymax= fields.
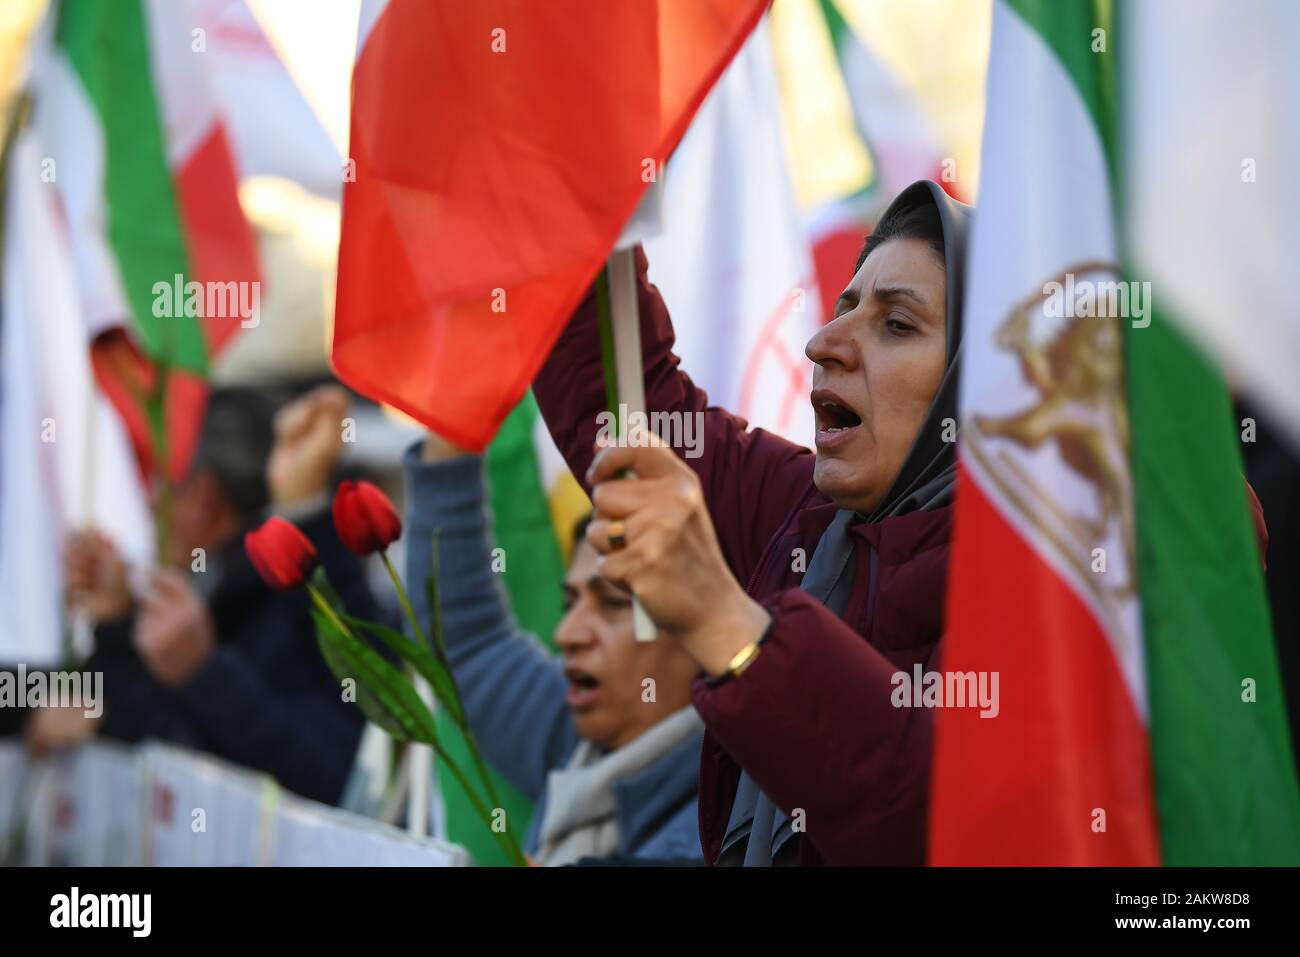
xmin=10 ymin=177 xmax=1286 ymax=866
xmin=404 ymin=432 xmax=705 ymax=865
xmin=25 ymin=384 xmax=379 ymax=806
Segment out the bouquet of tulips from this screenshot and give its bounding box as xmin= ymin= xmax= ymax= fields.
xmin=244 ymin=481 xmax=526 ymax=866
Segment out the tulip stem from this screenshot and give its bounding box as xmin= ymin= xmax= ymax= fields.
xmin=380 ymin=550 xmax=516 ymax=861
xmin=308 ymin=581 xmax=525 ymax=865
xmin=308 ymin=583 xmax=344 ymax=635
xmin=382 ymin=551 xmax=426 ymax=646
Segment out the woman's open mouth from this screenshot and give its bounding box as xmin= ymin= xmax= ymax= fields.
xmin=812 ymin=389 xmax=863 ymax=450
xmin=564 ymin=665 xmax=601 ymax=711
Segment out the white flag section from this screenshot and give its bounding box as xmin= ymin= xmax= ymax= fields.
xmin=0 ymin=127 xmax=154 ymax=667
xmin=192 ymin=0 xmax=344 ymax=199
xmin=1125 ymin=0 xmax=1300 ymax=450
xmin=645 ymin=19 xmax=819 ymax=447
xmin=32 ymin=50 xmax=133 ymax=340
xmin=1 ymin=741 xmax=470 ymax=867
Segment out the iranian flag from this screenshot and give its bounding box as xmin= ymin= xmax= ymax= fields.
xmin=36 ymin=0 xmax=261 ymax=479
xmin=334 ymin=0 xmax=769 ymax=451
xmin=932 ymin=0 xmax=1300 ymax=865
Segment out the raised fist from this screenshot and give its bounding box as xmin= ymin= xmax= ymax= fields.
xmin=267 ymin=385 xmax=352 ymax=508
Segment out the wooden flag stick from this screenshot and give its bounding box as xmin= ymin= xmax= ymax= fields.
xmin=606 ymin=248 xmax=657 ymax=642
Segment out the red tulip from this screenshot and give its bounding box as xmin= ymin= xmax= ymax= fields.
xmin=245 ymin=517 xmax=319 ymax=590
xmin=333 ymin=480 xmax=402 ymax=555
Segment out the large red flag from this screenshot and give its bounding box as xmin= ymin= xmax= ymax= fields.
xmin=334 ymin=0 xmax=769 ymax=450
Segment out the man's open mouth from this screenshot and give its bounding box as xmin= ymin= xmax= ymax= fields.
xmin=812 ymin=389 xmax=863 ymax=434
xmin=564 ymin=665 xmax=601 ymax=709
xmin=565 ymin=667 xmax=599 ymax=690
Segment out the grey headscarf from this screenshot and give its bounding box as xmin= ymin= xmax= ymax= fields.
xmin=719 ymin=180 xmax=972 ymax=866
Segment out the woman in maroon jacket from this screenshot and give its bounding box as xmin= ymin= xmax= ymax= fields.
xmin=534 ymin=180 xmax=969 ymax=865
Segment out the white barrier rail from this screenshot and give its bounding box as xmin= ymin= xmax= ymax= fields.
xmin=0 ymin=739 xmax=470 ymax=867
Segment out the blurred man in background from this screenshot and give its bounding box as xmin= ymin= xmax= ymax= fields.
xmin=26 ymin=384 xmax=377 ymax=806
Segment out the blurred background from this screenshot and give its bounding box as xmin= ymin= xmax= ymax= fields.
xmin=1 ymin=0 xmax=1295 ymax=866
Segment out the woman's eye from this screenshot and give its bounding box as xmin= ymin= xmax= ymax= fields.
xmin=885 ymin=313 xmax=914 ymax=335
xmin=602 ymin=595 xmax=633 ymax=612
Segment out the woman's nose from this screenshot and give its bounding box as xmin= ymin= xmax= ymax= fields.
xmin=806 ymin=313 xmax=859 ymax=370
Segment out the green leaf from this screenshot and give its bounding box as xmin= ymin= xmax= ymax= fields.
xmin=341 ymin=613 xmax=464 ymax=728
xmin=310 ymin=608 xmax=439 ymax=744
xmin=313 ymin=612 xmax=407 ymax=740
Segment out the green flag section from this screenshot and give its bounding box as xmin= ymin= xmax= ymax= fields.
xmin=54 ymin=0 xmax=199 ymax=369
xmin=933 ymin=0 xmax=1300 ymax=865
xmin=433 ymin=393 xmax=571 ymax=865
xmin=1112 ymin=0 xmax=1294 ymax=868
xmin=1127 ymin=305 xmax=1300 ymax=864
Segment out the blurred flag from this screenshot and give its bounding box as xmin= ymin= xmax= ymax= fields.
xmin=35 ymin=0 xmax=261 ymax=479
xmin=0 ymin=116 xmax=154 ymax=667
xmin=933 ymin=0 xmax=1300 ymax=865
xmin=191 ymin=0 xmax=343 ymax=200
xmin=1124 ymin=0 xmax=1300 ymax=451
xmin=806 ymin=0 xmax=965 ymax=323
xmin=333 ymin=0 xmax=769 ymax=451
xmin=645 ymin=18 xmax=819 ymax=446
xmin=816 ymin=0 xmax=952 ymax=203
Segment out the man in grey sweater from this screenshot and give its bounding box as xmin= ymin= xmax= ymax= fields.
xmin=405 ymin=434 xmax=705 ymax=864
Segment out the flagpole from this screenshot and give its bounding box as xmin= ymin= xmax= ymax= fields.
xmin=606 ymin=248 xmax=657 ymax=642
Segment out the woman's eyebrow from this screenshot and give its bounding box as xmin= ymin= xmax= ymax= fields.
xmin=872 ymin=283 xmax=929 ymax=308
xmin=834 ymin=288 xmax=860 ymax=315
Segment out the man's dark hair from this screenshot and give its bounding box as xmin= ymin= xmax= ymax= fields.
xmin=572 ymin=511 xmax=593 ymax=554
xmin=855 ymin=194 xmax=946 ymax=274
xmin=191 ymin=387 xmax=277 ymax=519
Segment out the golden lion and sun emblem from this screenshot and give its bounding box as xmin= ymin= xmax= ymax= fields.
xmin=965 ymin=262 xmax=1140 ymax=638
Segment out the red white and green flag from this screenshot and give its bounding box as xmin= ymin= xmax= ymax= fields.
xmin=933 ymin=0 xmax=1300 ymax=865
xmin=36 ymin=0 xmax=261 ymax=479
xmin=333 ymin=0 xmax=769 ymax=451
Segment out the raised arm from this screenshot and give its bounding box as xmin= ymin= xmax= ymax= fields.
xmin=403 ymin=439 xmax=577 ymax=801
xmin=534 ymin=247 xmax=816 ymax=586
